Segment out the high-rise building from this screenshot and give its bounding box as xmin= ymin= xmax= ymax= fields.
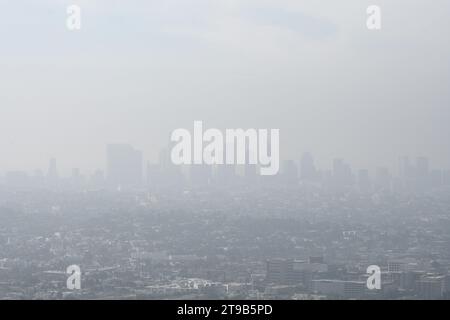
xmin=265 ymin=259 xmax=303 ymax=285
xmin=46 ymin=158 xmax=59 ymax=188
xmin=332 ymin=158 xmax=352 ymax=188
xmin=416 ymin=157 xmax=429 ymax=178
xmin=399 ymin=156 xmax=413 ymax=179
xmin=47 ymin=158 xmax=58 ymax=180
xmin=147 ymin=147 xmax=184 ymax=189
xmin=300 ymin=153 xmax=317 ymax=181
xmin=375 ymin=167 xmax=391 ymax=191
xmin=416 ymin=157 xmax=430 ymax=190
xmin=90 ymin=169 xmax=105 ymax=188
xmin=69 ymin=168 xmax=84 ymax=189
xmin=106 ymin=144 xmax=143 ymax=189
xmin=358 ymin=169 xmax=371 ymax=193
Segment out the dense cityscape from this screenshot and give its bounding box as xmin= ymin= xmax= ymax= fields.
xmin=1 ymin=144 xmax=450 ymax=299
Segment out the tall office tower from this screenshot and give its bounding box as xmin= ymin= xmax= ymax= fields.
xmin=31 ymin=169 xmax=45 ymax=188
xmin=415 ymin=157 xmax=430 ymax=191
xmin=398 ymin=156 xmax=416 ymax=191
xmin=148 ymin=147 xmax=183 ymax=188
xmin=358 ymin=169 xmax=371 ymax=193
xmin=416 ymin=157 xmax=429 ymax=179
xmin=47 ymin=158 xmax=59 ymax=187
xmin=281 ymin=160 xmax=298 ymax=186
xmin=70 ymin=168 xmax=84 ymax=189
xmin=300 ymin=152 xmax=317 ymax=181
xmin=375 ymin=167 xmax=391 ymax=191
xmin=399 ymin=156 xmax=413 ymax=179
xmin=90 ymin=169 xmax=105 ymax=188
xmin=47 ymin=158 xmax=58 ymax=179
xmin=332 ymin=158 xmax=352 ymax=188
xmin=106 ymin=144 xmax=143 ymax=189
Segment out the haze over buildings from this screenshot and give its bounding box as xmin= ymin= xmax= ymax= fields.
xmin=1 ymin=0 xmax=450 ymax=301
xmin=1 ymin=0 xmax=450 ymax=174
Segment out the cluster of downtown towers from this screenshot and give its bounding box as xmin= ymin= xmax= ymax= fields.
xmin=2 ymin=143 xmax=449 ymax=193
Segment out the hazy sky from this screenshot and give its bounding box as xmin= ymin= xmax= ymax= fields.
xmin=1 ymin=0 xmax=449 ymax=174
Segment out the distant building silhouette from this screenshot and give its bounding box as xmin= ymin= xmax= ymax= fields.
xmin=70 ymin=168 xmax=84 ymax=189
xmin=375 ymin=167 xmax=391 ymax=191
xmin=358 ymin=169 xmax=371 ymax=193
xmin=90 ymin=169 xmax=105 ymax=188
xmin=399 ymin=156 xmax=432 ymax=191
xmin=416 ymin=157 xmax=430 ymax=190
xmin=399 ymin=156 xmax=413 ymax=179
xmin=332 ymin=158 xmax=352 ymax=188
xmin=106 ymin=144 xmax=143 ymax=189
xmin=46 ymin=158 xmax=59 ymax=188
xmin=147 ymin=147 xmax=184 ymax=189
xmin=300 ymin=153 xmax=317 ymax=181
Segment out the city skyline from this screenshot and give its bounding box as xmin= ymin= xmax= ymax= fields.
xmin=1 ymin=0 xmax=450 ymax=303
xmin=1 ymin=131 xmax=450 ymax=176
xmin=0 ymin=144 xmax=447 ymax=177
xmin=2 ymin=1 xmax=450 ymax=173
xmin=1 ymin=143 xmax=449 ymax=195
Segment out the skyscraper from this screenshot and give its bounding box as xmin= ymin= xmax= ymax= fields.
xmin=375 ymin=167 xmax=391 ymax=191
xmin=300 ymin=153 xmax=317 ymax=181
xmin=358 ymin=169 xmax=371 ymax=193
xmin=416 ymin=157 xmax=429 ymax=180
xmin=147 ymin=147 xmax=184 ymax=189
xmin=332 ymin=158 xmax=352 ymax=188
xmin=47 ymin=158 xmax=58 ymax=180
xmin=415 ymin=157 xmax=430 ymax=191
xmin=46 ymin=158 xmax=59 ymax=188
xmin=399 ymin=156 xmax=413 ymax=179
xmin=106 ymin=144 xmax=143 ymax=189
